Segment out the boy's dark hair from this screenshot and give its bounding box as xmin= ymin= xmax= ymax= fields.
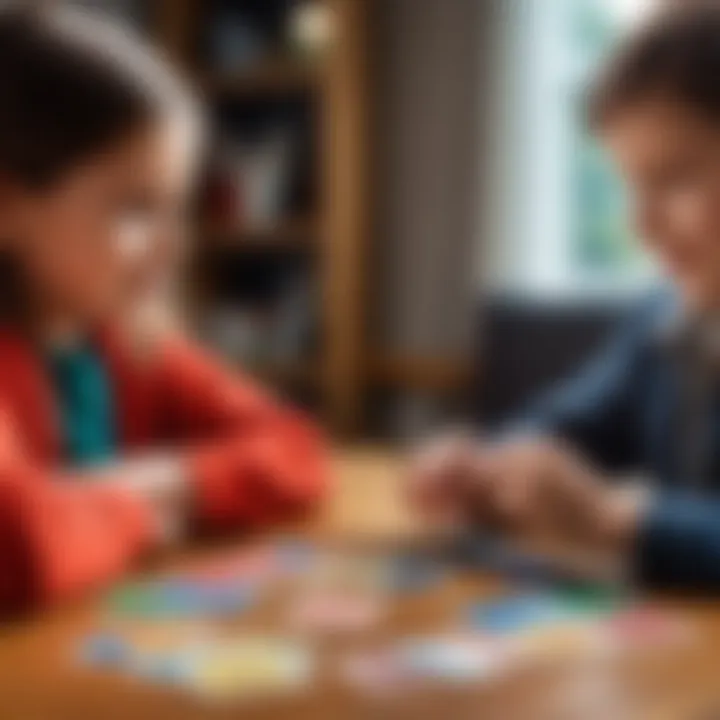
xmin=0 ymin=2 xmax=198 ymax=188
xmin=588 ymin=1 xmax=720 ymax=128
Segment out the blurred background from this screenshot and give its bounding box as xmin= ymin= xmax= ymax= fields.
xmin=84 ymin=0 xmax=661 ymax=441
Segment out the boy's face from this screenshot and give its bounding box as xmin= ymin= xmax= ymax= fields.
xmin=601 ymin=99 xmax=720 ymax=313
xmin=4 ymin=117 xmax=198 ymax=327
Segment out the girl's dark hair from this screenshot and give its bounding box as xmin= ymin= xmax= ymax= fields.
xmin=0 ymin=2 xmax=198 ymax=189
xmin=588 ymin=2 xmax=720 ymax=129
xmin=0 ymin=2 xmax=199 ymax=323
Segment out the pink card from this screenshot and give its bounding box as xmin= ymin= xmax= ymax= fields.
xmin=288 ymin=592 xmax=385 ymax=634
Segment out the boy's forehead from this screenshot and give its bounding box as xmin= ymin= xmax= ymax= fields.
xmin=600 ymin=98 xmax=720 ymax=159
xmin=605 ymin=97 xmax=718 ymax=135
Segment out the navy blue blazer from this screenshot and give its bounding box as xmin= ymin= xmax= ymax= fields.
xmin=515 ymin=290 xmax=720 ymax=590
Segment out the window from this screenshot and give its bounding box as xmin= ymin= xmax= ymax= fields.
xmin=481 ymin=0 xmax=657 ymax=299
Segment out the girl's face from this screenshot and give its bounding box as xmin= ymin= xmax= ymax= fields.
xmin=601 ymin=99 xmax=720 ymax=312
xmin=2 ymin=118 xmax=197 ymax=328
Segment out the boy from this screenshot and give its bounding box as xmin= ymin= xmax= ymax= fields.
xmin=408 ymin=2 xmax=720 ymax=590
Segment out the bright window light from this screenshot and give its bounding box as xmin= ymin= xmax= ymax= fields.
xmin=605 ymin=0 xmax=657 ymax=27
xmin=481 ymin=0 xmax=658 ymax=300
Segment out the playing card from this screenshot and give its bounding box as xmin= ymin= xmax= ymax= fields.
xmin=288 ymin=591 xmax=385 ymax=634
xmin=397 ymin=636 xmax=507 ymax=683
xmin=552 ymin=585 xmax=626 ymax=615
xmin=510 ymin=622 xmax=612 ymax=665
xmin=182 ymin=638 xmax=314 ymax=702
xmin=466 ymin=593 xmax=574 ymax=635
xmin=105 ymin=583 xmax=161 ymax=618
xmin=77 ymin=624 xmax=214 ymax=679
xmin=341 ymin=649 xmax=417 ymax=695
xmin=78 ymin=632 xmax=133 ymax=669
xmin=187 ymin=546 xmax=278 ymax=584
xmin=342 ymin=636 xmax=508 ymax=694
xmin=129 ymin=644 xmax=204 ymax=684
xmin=603 ymin=607 xmax=693 ymax=652
xmin=105 ymin=578 xmax=257 ymax=619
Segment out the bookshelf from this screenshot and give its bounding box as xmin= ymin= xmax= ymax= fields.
xmin=199 ymin=59 xmax=322 ymax=96
xmin=151 ymin=0 xmax=369 ymax=436
xmin=203 ymin=216 xmax=318 ymax=250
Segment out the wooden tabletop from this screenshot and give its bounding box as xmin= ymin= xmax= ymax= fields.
xmin=1 ymin=447 xmax=720 ymax=720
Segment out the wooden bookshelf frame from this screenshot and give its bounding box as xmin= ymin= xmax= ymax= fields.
xmin=153 ymin=0 xmax=369 ymax=436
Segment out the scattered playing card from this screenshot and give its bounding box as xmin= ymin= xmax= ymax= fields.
xmin=182 ymin=638 xmax=314 ymax=702
xmin=77 ymin=624 xmax=214 ymax=679
xmin=78 ymin=632 xmax=133 ymax=669
xmin=603 ymin=607 xmax=693 ymax=652
xmin=107 ymin=541 xmax=317 ymax=622
xmin=510 ymin=622 xmax=612 ymax=665
xmin=342 ymin=636 xmax=508 ymax=694
xmin=85 ymin=539 xmax=663 ymax=705
xmin=466 ymin=593 xmax=574 ymax=635
xmin=397 ymin=636 xmax=507 ymax=683
xmin=288 ymin=591 xmax=385 ymax=634
xmin=78 ymin=627 xmax=314 ymax=702
xmin=552 ymin=585 xmax=626 ymax=616
xmin=105 ymin=578 xmax=258 ymax=619
xmin=186 ymin=546 xmax=279 ymax=584
xmin=341 ymin=649 xmax=417 ymax=695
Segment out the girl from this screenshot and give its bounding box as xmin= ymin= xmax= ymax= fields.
xmin=0 ymin=5 xmax=327 ymax=612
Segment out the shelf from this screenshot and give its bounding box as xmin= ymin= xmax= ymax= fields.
xmin=198 ymin=58 xmax=322 ymax=97
xmin=202 ymin=218 xmax=318 ymax=251
xmin=242 ymin=361 xmax=318 ymax=387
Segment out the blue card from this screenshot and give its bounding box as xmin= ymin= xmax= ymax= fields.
xmin=467 ymin=594 xmax=570 ymax=634
xmin=160 ymin=580 xmax=255 ymax=616
xmin=106 ymin=578 xmax=256 ymax=619
xmin=79 ymin=632 xmax=132 ymax=668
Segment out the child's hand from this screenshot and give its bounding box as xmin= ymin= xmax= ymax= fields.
xmin=83 ymin=455 xmax=190 ymax=546
xmin=405 ymin=432 xmax=493 ymax=528
xmin=407 ymin=435 xmax=644 ymax=553
xmin=474 ymin=440 xmax=601 ymax=537
xmin=471 ymin=439 xmax=645 ymax=552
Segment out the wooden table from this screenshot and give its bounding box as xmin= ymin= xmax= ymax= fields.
xmin=2 ymin=448 xmax=720 ymax=720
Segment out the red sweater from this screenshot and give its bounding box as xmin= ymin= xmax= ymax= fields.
xmin=0 ymin=329 xmax=329 ymax=612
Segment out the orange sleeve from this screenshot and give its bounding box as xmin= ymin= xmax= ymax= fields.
xmin=158 ymin=339 xmax=330 ymax=531
xmin=0 ymin=411 xmax=154 ymax=613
